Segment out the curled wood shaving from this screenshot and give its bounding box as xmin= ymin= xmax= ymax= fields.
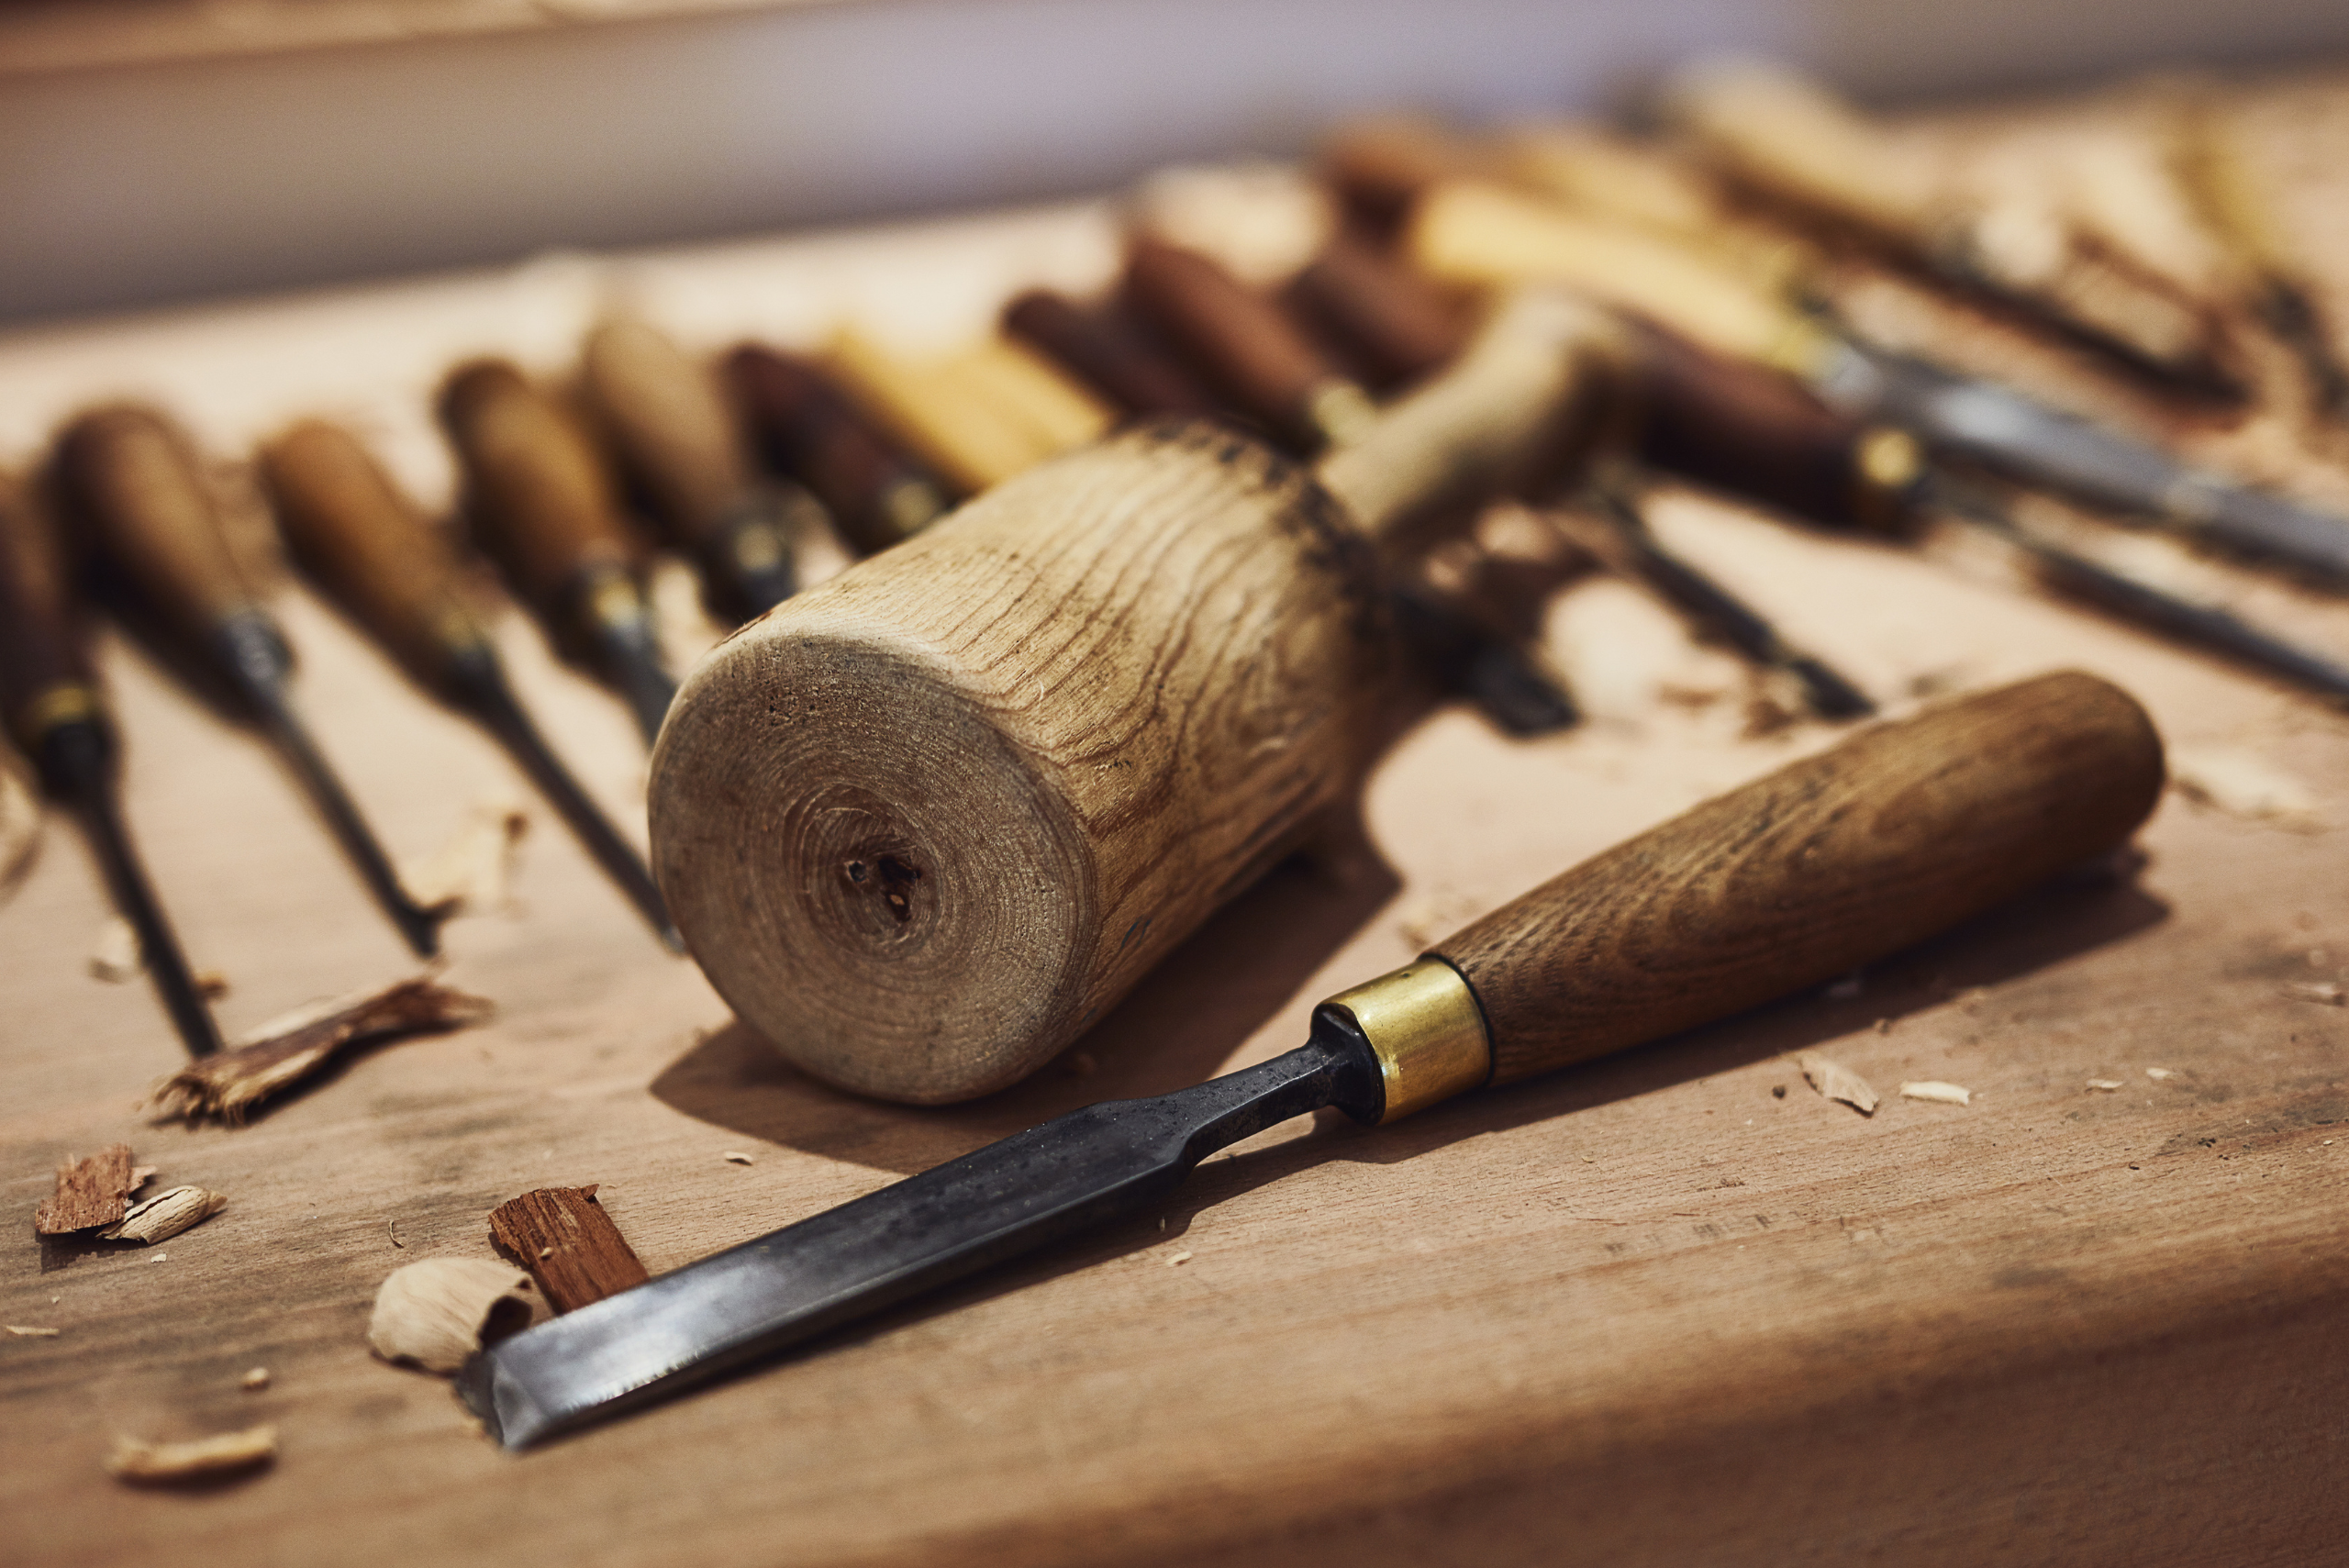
xmin=2145 ymin=1067 xmax=2176 ymax=1081
xmin=1797 ymin=1052 xmax=1879 ymax=1116
xmin=102 ymin=1185 xmax=226 ymax=1244
xmin=401 ymin=795 xmax=529 ymax=917
xmin=368 ymin=1258 xmax=534 ymax=1374
xmin=88 ymin=916 xmax=141 ymax=983
xmin=2169 ymin=747 xmax=2322 ymax=831
xmin=6 ymin=1324 xmax=61 ymax=1337
xmin=106 ymin=1424 xmax=276 ymax=1484
xmin=148 ymin=977 xmax=494 ymax=1125
xmin=721 ymin=1151 xmax=754 ymax=1165
xmin=241 ymin=1367 xmax=270 ymax=1390
xmin=1899 ymin=1080 xmax=1974 ymax=1106
xmin=33 ymin=1144 xmax=148 ymax=1235
xmin=2087 ymin=1078 xmax=2125 ymax=1091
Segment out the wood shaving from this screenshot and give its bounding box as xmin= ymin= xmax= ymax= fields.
xmin=6 ymin=1325 xmax=61 ymax=1337
xmin=2087 ymin=1078 xmax=2125 ymax=1091
xmin=400 ymin=795 xmax=529 ymax=917
xmin=102 ymin=1185 xmax=226 ymax=1244
xmin=2286 ymin=981 xmax=2345 ymax=1006
xmin=106 ymin=1424 xmax=276 ymax=1484
xmin=1165 ymin=1251 xmax=1193 ymax=1266
xmin=1899 ymin=1080 xmax=1974 ymax=1106
xmin=2146 ymin=1067 xmax=2176 ymax=1080
xmin=148 ymin=976 xmax=495 ymax=1124
xmin=2168 ymin=747 xmax=2322 ymax=831
xmin=88 ymin=916 xmax=141 ymax=983
xmin=0 ymin=762 xmax=39 ymax=899
xmin=241 ymin=1367 xmax=270 ymax=1390
xmin=195 ymin=971 xmax=230 ymax=1002
xmin=721 ymin=1151 xmax=755 ymax=1165
xmin=1797 ymin=1052 xmax=1879 ymax=1116
xmin=33 ymin=1144 xmax=148 ymax=1235
xmin=489 ymin=1185 xmax=649 ymax=1313
xmin=368 ymin=1258 xmax=534 ymax=1374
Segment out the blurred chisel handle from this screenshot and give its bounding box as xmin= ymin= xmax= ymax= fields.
xmin=259 ymin=419 xmax=489 ymax=691
xmin=53 ymin=406 xmax=260 ymax=645
xmin=580 ymin=317 xmax=761 ymax=547
xmin=1432 ymin=671 xmax=2164 ymax=1088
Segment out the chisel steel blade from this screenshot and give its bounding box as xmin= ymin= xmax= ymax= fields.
xmin=1818 ymin=344 xmax=2349 ymax=583
xmin=460 ymin=1035 xmax=1375 ymax=1448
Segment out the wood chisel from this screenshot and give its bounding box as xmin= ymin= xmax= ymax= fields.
xmin=466 ymin=669 xmax=2164 ymax=1448
xmin=723 ymin=344 xmax=954 ymax=557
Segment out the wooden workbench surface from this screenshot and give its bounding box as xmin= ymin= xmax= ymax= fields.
xmin=7 ymin=98 xmax=2349 ymax=1567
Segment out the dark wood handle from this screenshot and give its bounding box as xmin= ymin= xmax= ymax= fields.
xmin=259 ymin=420 xmax=484 ymax=688
xmin=1630 ymin=325 xmax=1900 ymax=530
xmin=0 ymin=473 xmax=95 ymax=747
xmin=1122 ymin=237 xmax=1352 ymax=450
xmin=1001 ymin=290 xmax=1219 ymax=419
xmin=440 ymin=360 xmax=637 ymax=608
xmin=1285 ymin=229 xmax=1472 ymax=393
xmin=1432 ymin=672 xmax=2165 ymax=1086
xmin=724 ymin=344 xmax=950 ymax=555
xmin=53 ymin=406 xmax=254 ymax=639
xmin=580 ymin=319 xmax=754 ymax=548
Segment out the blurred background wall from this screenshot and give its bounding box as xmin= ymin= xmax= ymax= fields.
xmin=4 ymin=0 xmax=2348 ymax=324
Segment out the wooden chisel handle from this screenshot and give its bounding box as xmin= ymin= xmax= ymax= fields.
xmin=1438 ymin=672 xmax=2162 ymax=1088
xmin=0 ymin=473 xmax=97 ymax=753
xmin=725 ymin=344 xmax=951 ymax=555
xmin=1123 ymin=236 xmax=1375 ymax=451
xmin=1001 ymin=290 xmax=1219 ymax=420
xmin=1285 ymin=229 xmax=1473 ymax=393
xmin=53 ymin=406 xmax=259 ymax=643
xmin=580 ymin=318 xmax=757 ymax=545
xmin=440 ymin=360 xmax=640 ymax=612
xmin=259 ymin=420 xmax=489 ymax=690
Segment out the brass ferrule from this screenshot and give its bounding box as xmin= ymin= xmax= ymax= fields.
xmin=1851 ymin=425 xmax=1925 ymax=531
xmin=14 ymin=682 xmax=102 ymax=750
xmin=1306 ymin=379 xmax=1381 ymax=451
xmin=580 ymin=567 xmax=650 ymax=635
xmin=1321 ymin=957 xmax=1492 ymax=1124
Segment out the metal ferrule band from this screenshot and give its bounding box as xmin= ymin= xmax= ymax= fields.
xmin=1321 ymin=957 xmax=1493 ymax=1124
xmin=14 ymin=682 xmax=103 ymax=751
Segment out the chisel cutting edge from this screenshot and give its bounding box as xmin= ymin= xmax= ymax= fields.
xmin=462 ymin=669 xmax=2162 ymax=1448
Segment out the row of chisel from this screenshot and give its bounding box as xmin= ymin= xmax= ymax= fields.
xmin=10 ymin=95 xmax=2349 ymax=1065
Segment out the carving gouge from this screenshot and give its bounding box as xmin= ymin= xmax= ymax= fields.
xmin=579 ymin=318 xmax=810 ymax=624
xmin=53 ymin=406 xmax=444 ymax=958
xmin=440 ymin=361 xmax=677 ymax=746
xmin=1409 ymin=181 xmax=2349 ymax=586
xmin=258 ymin=421 xmax=684 ymax=950
xmin=0 ymin=473 xmax=223 ymax=1056
xmin=462 ymin=670 xmax=2164 ymax=1447
xmin=723 ymin=344 xmax=954 ymax=557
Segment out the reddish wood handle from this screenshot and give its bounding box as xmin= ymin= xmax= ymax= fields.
xmin=579 ymin=319 xmax=753 ymax=547
xmin=1432 ymin=672 xmax=2165 ymax=1086
xmin=1285 ymin=230 xmax=1472 ymax=392
xmin=725 ymin=344 xmax=950 ymax=555
xmin=1122 ymin=237 xmax=1355 ymax=450
xmin=259 ymin=420 xmax=484 ymax=688
xmin=1002 ymin=290 xmax=1219 ymax=419
xmin=53 ymin=406 xmax=254 ymax=639
xmin=440 ymin=360 xmax=637 ymax=608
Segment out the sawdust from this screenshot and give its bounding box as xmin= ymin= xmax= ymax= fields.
xmin=1899 ymin=1080 xmax=1975 ymax=1106
xmin=2168 ymin=747 xmax=2323 ymax=830
xmin=87 ymin=916 xmax=140 ymax=983
xmin=401 ymin=795 xmax=529 ymax=917
xmin=1798 ymin=1053 xmax=1879 ymax=1115
xmin=106 ymin=1425 xmax=276 ymax=1485
xmin=102 ymin=1185 xmax=226 ymax=1244
xmin=368 ymin=1258 xmax=534 ymax=1374
xmin=148 ymin=976 xmax=494 ymax=1124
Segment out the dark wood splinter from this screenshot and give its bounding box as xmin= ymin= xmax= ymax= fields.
xmin=488 ymin=1185 xmax=650 ymax=1313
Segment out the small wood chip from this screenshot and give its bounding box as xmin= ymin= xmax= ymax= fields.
xmin=88 ymin=915 xmax=142 ymax=982
xmin=2286 ymin=981 xmax=2345 ymax=1006
xmin=106 ymin=1425 xmax=276 ymax=1484
xmin=1165 ymin=1251 xmax=1193 ymax=1266
xmin=2087 ymin=1079 xmax=2124 ymax=1091
xmin=368 ymin=1258 xmax=534 ymax=1374
xmin=401 ymin=795 xmax=529 ymax=917
xmin=147 ymin=977 xmax=495 ymax=1124
xmin=33 ymin=1144 xmax=147 ymax=1235
xmin=487 ymin=1185 xmax=649 ymax=1313
xmin=6 ymin=1324 xmax=61 ymax=1337
xmin=721 ymin=1151 xmax=755 ymax=1165
xmin=241 ymin=1367 xmax=270 ymax=1390
xmin=1899 ymin=1081 xmax=1973 ymax=1106
xmin=1797 ymin=1052 xmax=1879 ymax=1116
xmin=2169 ymin=747 xmax=2322 ymax=830
xmin=2146 ymin=1067 xmax=2176 ymax=1081
xmin=102 ymin=1185 xmax=226 ymax=1244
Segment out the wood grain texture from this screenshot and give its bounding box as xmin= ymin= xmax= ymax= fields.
xmin=1440 ymin=673 xmax=2165 ymax=1084
xmin=439 ymin=360 xmax=638 ymax=612
xmin=486 ymin=1184 xmax=648 ymax=1312
xmin=650 ymin=422 xmax=1394 ymax=1103
xmin=30 ymin=1144 xmax=139 ymax=1234
xmin=51 ymin=406 xmax=254 ymax=639
xmin=580 ymin=318 xmax=756 ymax=549
xmin=259 ymin=420 xmax=485 ymax=690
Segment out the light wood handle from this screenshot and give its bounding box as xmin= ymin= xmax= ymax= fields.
xmin=440 ymin=360 xmax=637 ymax=610
xmin=1314 ymin=288 xmax=1621 ymax=544
xmin=259 ymin=420 xmax=485 ymax=689
xmin=53 ymin=406 xmax=255 ymax=640
xmin=1431 ymin=672 xmax=2164 ymax=1087
xmin=725 ymin=343 xmax=952 ymax=554
xmin=579 ymin=318 xmax=754 ymax=547
xmin=1662 ymin=60 xmax=1933 ymax=241
xmin=1123 ymin=236 xmax=1355 ymax=450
